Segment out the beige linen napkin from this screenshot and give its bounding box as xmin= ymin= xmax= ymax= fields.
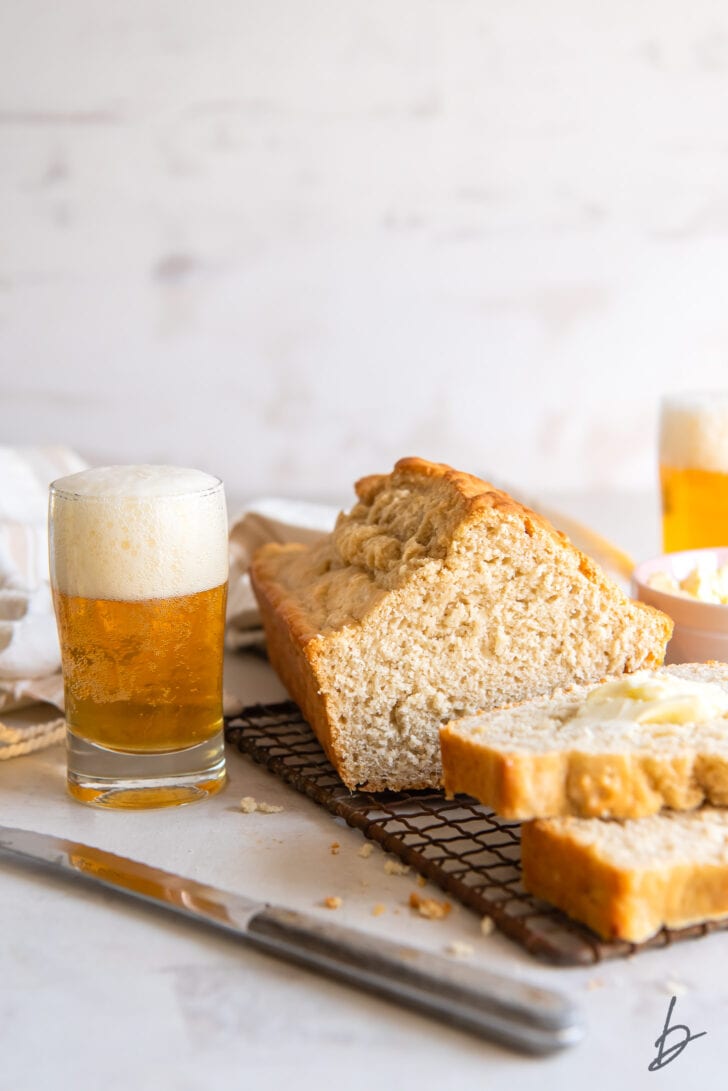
xmin=0 ymin=446 xmax=87 ymax=757
xmin=226 ymin=498 xmax=339 ymax=648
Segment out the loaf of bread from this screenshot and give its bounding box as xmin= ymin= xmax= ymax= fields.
xmin=250 ymin=458 xmax=672 ymax=791
xmin=441 ymin=663 xmax=728 ymax=819
xmin=521 ymin=807 xmax=728 ymax=942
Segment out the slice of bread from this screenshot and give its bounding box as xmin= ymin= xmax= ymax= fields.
xmin=521 ymin=807 xmax=728 ymax=942
xmin=441 ymin=663 xmax=728 ymax=819
xmin=250 ymin=457 xmax=672 ymax=791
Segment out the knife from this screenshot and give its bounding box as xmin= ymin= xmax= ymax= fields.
xmin=0 ymin=824 xmax=583 ymax=1055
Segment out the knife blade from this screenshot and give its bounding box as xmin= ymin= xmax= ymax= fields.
xmin=0 ymin=824 xmax=583 ymax=1054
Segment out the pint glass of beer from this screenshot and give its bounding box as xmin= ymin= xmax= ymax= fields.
xmin=49 ymin=465 xmax=228 ymax=808
xmin=659 ymin=393 xmax=728 ymax=553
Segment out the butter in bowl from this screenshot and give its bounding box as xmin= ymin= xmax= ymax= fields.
xmin=633 ymin=547 xmax=728 ymax=664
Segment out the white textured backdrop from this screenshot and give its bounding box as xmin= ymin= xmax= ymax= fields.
xmin=2 ymin=1 xmax=728 ymax=501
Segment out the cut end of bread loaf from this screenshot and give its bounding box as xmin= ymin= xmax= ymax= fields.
xmin=250 ymin=457 xmax=672 ymax=791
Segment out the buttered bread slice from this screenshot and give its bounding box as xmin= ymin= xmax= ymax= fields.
xmin=441 ymin=664 xmax=728 ymax=818
xmin=250 ymin=458 xmax=672 ymax=791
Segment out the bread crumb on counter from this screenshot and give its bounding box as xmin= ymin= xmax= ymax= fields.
xmin=358 ymin=842 xmax=374 ymax=859
xmin=372 ymin=903 xmax=387 ymax=917
xmin=480 ymin=915 xmax=494 ymax=936
xmin=586 ymin=978 xmax=604 ymax=992
xmin=239 ymin=796 xmax=284 ymax=814
xmin=409 ymin=892 xmax=452 ymax=920
xmin=416 ymin=875 xmax=427 ymax=887
xmin=330 ymin=841 xmax=340 ymax=855
xmin=384 ymin=858 xmax=410 ymax=876
xmin=446 ymin=941 xmax=474 ymax=959
xmin=323 ymin=896 xmax=343 ymax=910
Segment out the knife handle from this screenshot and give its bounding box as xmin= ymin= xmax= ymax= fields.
xmin=247 ymin=905 xmax=584 ymax=1054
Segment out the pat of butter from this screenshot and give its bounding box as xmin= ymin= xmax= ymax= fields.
xmin=681 ymin=564 xmax=728 ymax=603
xmin=648 ymin=563 xmax=728 ymax=604
xmin=572 ymin=671 xmax=728 ymax=726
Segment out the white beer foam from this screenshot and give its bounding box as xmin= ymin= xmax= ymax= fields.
xmin=50 ymin=465 xmax=228 ymax=601
xmin=660 ymin=394 xmax=728 ymax=473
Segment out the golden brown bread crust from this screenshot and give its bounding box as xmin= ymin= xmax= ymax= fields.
xmin=441 ymin=731 xmax=570 ymax=817
xmin=521 ymin=816 xmax=728 ymax=942
xmin=249 ymin=545 xmax=348 ymax=780
xmin=357 ymin=457 xmax=563 ymax=541
xmin=521 ymin=821 xmax=634 ymax=940
xmin=441 ymin=730 xmax=705 ymax=820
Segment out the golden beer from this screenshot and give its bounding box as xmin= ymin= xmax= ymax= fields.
xmin=659 ymin=394 xmax=728 ymax=553
xmin=660 ymin=465 xmax=728 ymax=553
xmin=53 ymin=584 xmax=226 ymax=753
xmin=49 ymin=465 xmax=229 ymax=808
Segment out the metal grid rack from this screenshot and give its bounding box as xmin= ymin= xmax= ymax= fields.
xmin=225 ymin=700 xmax=728 ymax=966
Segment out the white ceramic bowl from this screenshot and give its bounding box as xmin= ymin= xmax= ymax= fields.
xmin=632 ymin=548 xmax=728 ymax=665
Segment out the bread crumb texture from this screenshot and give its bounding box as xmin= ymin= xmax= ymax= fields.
xmin=330 ymin=841 xmax=340 ymax=855
xmin=250 ymin=458 xmax=672 ymax=791
xmin=409 ymin=892 xmax=452 ymax=920
xmin=383 ymin=857 xmax=410 ymax=876
xmin=239 ymin=796 xmax=284 ymax=814
xmin=480 ymin=915 xmax=495 ymax=936
xmin=446 ymin=941 xmax=474 ymax=959
xmin=323 ymin=896 xmax=343 ymax=910
xmin=358 ymin=842 xmax=374 ymax=859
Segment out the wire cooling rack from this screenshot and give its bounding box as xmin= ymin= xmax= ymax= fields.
xmin=225 ymin=700 xmax=728 ymax=966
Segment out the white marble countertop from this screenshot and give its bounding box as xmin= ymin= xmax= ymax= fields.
xmin=3 ymin=493 xmax=727 ymax=1089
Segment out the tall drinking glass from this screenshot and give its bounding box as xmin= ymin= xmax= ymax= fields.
xmin=49 ymin=465 xmax=228 ymax=808
xmin=659 ymin=393 xmax=728 ymax=553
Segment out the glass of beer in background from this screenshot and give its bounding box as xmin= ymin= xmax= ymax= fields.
xmin=660 ymin=392 xmax=728 ymax=553
xmin=49 ymin=465 xmax=228 ymax=808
